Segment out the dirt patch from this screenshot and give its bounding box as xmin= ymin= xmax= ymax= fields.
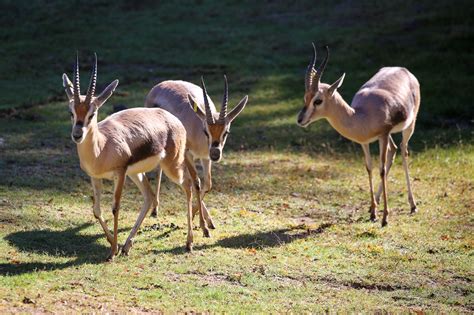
xmin=168 ymin=270 xmax=246 ymax=287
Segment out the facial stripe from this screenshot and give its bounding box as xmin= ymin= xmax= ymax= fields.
xmin=74 ymin=103 xmax=90 ymax=122
xmin=304 ymin=90 xmax=316 ymax=105
xmin=208 ymin=124 xmax=226 ymax=143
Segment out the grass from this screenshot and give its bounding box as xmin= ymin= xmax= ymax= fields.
xmin=0 ymin=0 xmax=473 ymax=312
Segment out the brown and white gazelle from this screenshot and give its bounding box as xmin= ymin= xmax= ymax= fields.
xmin=297 ymin=44 xmax=420 ymax=226
xmin=145 ymin=76 xmax=248 ymax=225
xmin=62 ymin=54 xmax=208 ymax=259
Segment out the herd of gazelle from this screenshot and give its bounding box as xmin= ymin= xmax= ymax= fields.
xmin=63 ymin=44 xmax=420 ymax=259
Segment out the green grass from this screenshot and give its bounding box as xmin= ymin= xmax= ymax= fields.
xmin=1 ymin=0 xmax=473 ymax=312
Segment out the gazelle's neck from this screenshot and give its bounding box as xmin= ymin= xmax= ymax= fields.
xmin=77 ymin=121 xmax=105 ymax=163
xmin=324 ymin=92 xmax=367 ymax=143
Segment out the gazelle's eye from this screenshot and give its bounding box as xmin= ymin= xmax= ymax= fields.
xmin=223 ymin=131 xmax=230 ymax=138
xmin=69 ymin=111 xmax=74 ymax=118
xmin=203 ymin=129 xmax=209 ymax=138
xmin=88 ymin=112 xmax=95 ymax=124
xmin=313 ymin=99 xmax=323 ymax=106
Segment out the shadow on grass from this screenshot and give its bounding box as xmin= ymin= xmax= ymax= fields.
xmin=0 ymin=223 xmax=126 ymax=276
xmin=153 ymin=222 xmax=333 ymax=255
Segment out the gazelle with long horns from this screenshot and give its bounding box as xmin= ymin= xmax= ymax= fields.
xmin=62 ymin=54 xmax=208 ymax=259
xmin=145 ymin=76 xmax=248 ymax=226
xmin=297 ymin=44 xmax=420 ymax=226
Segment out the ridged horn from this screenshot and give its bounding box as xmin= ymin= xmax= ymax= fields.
xmin=218 ymin=75 xmax=228 ymax=123
xmin=200 ymin=76 xmax=214 ymax=124
xmin=305 ymin=42 xmax=317 ymax=91
xmin=314 ymin=45 xmax=329 ymax=90
xmin=85 ymin=53 xmax=98 ymax=105
xmin=73 ymin=52 xmax=81 ymax=105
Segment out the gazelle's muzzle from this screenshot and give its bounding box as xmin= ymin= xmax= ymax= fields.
xmin=297 ymin=106 xmax=309 ymax=127
xmin=71 ymin=124 xmax=84 ymax=143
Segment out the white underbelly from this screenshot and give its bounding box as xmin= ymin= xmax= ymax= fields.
xmin=126 ymin=154 xmax=164 ymax=175
xmin=360 ymin=136 xmax=379 ymax=144
xmin=80 ymin=162 xmax=115 ymax=180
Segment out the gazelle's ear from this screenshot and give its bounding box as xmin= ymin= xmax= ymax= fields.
xmin=227 ymin=95 xmax=248 ymax=123
xmin=95 ymin=79 xmax=119 ymax=108
xmin=187 ymin=94 xmax=206 ymax=119
xmin=328 ymin=73 xmax=345 ymax=97
xmin=62 ymin=73 xmax=74 ymax=100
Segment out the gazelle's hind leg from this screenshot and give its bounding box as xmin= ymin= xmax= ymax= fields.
xmin=108 ymin=170 xmax=125 ymax=261
xmin=160 ymin=151 xmax=208 ymax=252
xmin=379 ymin=135 xmax=390 ymax=227
xmin=150 ymin=166 xmax=162 ymax=217
xmin=401 ymin=123 xmax=417 ymax=213
xmin=361 ymin=144 xmax=377 ymax=222
xmin=375 ymin=136 xmax=397 ymax=203
xmin=122 ymin=172 xmax=155 ymax=256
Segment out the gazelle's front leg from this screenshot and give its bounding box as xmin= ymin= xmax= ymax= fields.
xmin=122 ymin=173 xmax=155 ymax=256
xmin=201 ymin=158 xmax=212 ymax=194
xmin=91 ymin=178 xmax=114 ymax=244
xmin=379 ymin=135 xmax=390 ymax=227
xmin=361 ymin=144 xmax=377 ymax=222
xmin=150 ymin=167 xmax=162 ymax=217
xmin=185 ymin=153 xmax=210 ymax=238
xmin=108 ymin=170 xmax=125 ymax=261
xmin=199 ymin=158 xmax=216 ymax=229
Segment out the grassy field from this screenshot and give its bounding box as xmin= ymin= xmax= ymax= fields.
xmin=0 ymin=0 xmax=473 ymax=312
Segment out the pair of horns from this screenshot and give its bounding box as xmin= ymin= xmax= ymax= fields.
xmin=200 ymin=75 xmax=228 ymax=124
xmin=73 ymin=52 xmax=98 ymax=105
xmin=305 ymin=43 xmax=329 ymax=92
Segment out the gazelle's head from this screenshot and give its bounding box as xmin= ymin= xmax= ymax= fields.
xmin=62 ymin=53 xmax=119 ymax=144
xmin=297 ymin=44 xmax=345 ymax=127
xmin=188 ymin=76 xmax=248 ymax=162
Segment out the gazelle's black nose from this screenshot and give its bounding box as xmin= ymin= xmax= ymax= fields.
xmin=210 ymin=148 xmax=221 ymax=161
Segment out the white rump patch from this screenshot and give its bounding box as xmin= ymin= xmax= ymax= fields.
xmin=391 ymin=110 xmax=414 ymax=134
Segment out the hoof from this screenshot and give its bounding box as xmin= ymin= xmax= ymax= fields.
xmin=410 ymin=206 xmax=418 ymax=214
xmin=370 ymin=214 xmax=377 ymax=222
xmin=150 ymin=208 xmax=157 ymax=218
xmin=106 ymin=251 xmax=116 ymax=262
xmin=381 ymin=219 xmax=388 ymax=227
xmin=186 ymin=243 xmax=193 ymax=252
xmin=121 ymin=240 xmax=133 ymax=256
xmin=208 ymin=222 xmax=216 ymax=230
xmin=203 ymin=228 xmax=211 ymax=238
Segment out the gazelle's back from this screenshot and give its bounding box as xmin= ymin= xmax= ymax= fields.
xmin=145 ymin=80 xmax=215 ymax=157
xmin=89 ymin=108 xmax=186 ymax=181
xmin=146 ymin=80 xmax=216 ymax=123
xmin=353 ymin=67 xmax=420 ymax=112
xmin=351 ymin=67 xmax=420 ymax=134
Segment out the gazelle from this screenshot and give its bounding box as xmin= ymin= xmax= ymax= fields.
xmin=145 ymin=76 xmax=248 ymax=226
xmin=297 ymin=44 xmax=420 ymax=226
xmin=62 ymin=53 xmax=208 ymax=259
